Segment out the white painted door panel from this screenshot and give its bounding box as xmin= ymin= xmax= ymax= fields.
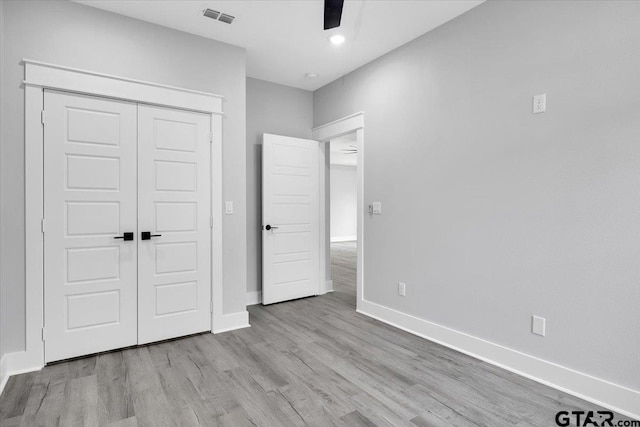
xmin=137 ymin=105 xmax=211 ymax=344
xmin=43 ymin=91 xmax=138 ymax=362
xmin=262 ymin=134 xmax=320 ymax=305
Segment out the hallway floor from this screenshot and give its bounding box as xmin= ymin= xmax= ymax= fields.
xmin=0 ymin=241 xmax=628 ymax=426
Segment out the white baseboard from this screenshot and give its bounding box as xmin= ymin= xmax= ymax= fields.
xmin=357 ymin=299 xmax=640 ymax=420
xmin=0 ymin=350 xmax=44 ymax=396
xmin=212 ymin=310 xmax=251 ymax=334
xmin=246 ymin=291 xmax=262 ymax=306
xmin=320 ymin=280 xmax=334 ymax=295
xmin=331 ymin=236 xmax=357 ymax=243
xmin=0 ymin=354 xmax=8 ymax=396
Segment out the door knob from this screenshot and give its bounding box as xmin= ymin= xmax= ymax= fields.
xmin=114 ymin=232 xmax=134 ymax=241
xmin=265 ymin=225 xmax=279 ymax=231
xmin=141 ymin=231 xmax=162 ymax=240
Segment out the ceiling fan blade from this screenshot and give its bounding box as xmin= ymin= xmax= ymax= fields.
xmin=324 ymin=0 xmax=344 ymax=30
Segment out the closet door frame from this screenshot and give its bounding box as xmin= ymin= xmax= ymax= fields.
xmin=23 ymin=59 xmax=224 ymax=373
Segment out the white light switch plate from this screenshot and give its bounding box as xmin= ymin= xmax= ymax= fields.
xmin=532 ymin=315 xmax=546 ymax=336
xmin=225 ymin=201 xmax=234 ymax=214
xmin=533 ymin=93 xmax=546 ymax=114
xmin=372 ymin=202 xmax=382 ymax=215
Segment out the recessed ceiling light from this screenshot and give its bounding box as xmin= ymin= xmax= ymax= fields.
xmin=305 ymin=73 xmax=319 ymax=79
xmin=330 ymin=34 xmax=345 ymax=46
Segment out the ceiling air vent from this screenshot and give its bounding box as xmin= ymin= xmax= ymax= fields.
xmin=218 ymin=13 xmax=235 ymax=24
xmin=203 ymin=9 xmax=235 ymax=24
xmin=203 ymin=9 xmax=220 ymax=20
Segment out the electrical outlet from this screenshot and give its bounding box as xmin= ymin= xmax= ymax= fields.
xmin=533 ymin=93 xmax=546 ymax=114
xmin=532 ymin=315 xmax=546 ymax=336
xmin=398 ymin=282 xmax=406 ymax=297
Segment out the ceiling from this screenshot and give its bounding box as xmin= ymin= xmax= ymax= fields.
xmin=331 ymin=133 xmax=357 ymax=166
xmin=74 ymin=0 xmax=483 ymax=91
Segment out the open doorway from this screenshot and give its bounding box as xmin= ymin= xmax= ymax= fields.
xmin=312 ymin=112 xmax=365 ymax=310
xmin=328 ymin=133 xmax=358 ymax=305
xmin=313 ymin=112 xmax=364 ymax=311
xmin=261 ymin=113 xmax=364 ymax=308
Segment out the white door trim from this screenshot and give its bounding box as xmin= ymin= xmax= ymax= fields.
xmin=312 ymin=113 xmax=364 ymax=305
xmin=23 ymin=59 xmax=224 ymax=114
xmin=23 ymin=59 xmax=224 ymax=374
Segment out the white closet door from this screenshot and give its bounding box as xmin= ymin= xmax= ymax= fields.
xmin=43 ymin=91 xmax=138 ymax=362
xmin=137 ymin=105 xmax=212 ymax=344
xmin=262 ymin=134 xmax=320 ymax=305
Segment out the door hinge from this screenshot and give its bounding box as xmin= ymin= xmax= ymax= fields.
xmin=210 ymin=301 xmax=214 ymax=313
xmin=41 ymin=110 xmax=46 ymax=125
xmin=41 ymin=327 xmax=46 ymax=341
xmin=210 ymin=216 xmax=213 ymax=228
xmin=209 ymin=132 xmax=213 ymax=143
xmin=41 ymin=218 xmax=46 ymax=233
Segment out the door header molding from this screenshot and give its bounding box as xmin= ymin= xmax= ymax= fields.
xmin=312 ymin=112 xmax=364 ymax=142
xmin=23 ymin=59 xmax=224 ymax=114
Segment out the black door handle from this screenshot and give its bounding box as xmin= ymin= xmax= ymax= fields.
xmin=141 ymin=231 xmax=162 ymax=240
xmin=114 ymin=232 xmax=134 ymax=241
xmin=265 ymin=225 xmax=279 ymax=231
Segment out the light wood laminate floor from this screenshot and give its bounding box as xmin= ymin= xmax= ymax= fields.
xmin=0 ymin=241 xmax=631 ymax=426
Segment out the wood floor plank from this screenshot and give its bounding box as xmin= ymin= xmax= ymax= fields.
xmin=58 ymin=374 xmax=100 ymax=426
xmin=130 ymin=389 xmax=176 ymax=427
xmin=105 ymin=416 xmax=139 ymax=427
xmin=1 ymin=415 xmax=22 ymax=427
xmin=339 ymin=410 xmax=380 ymax=427
xmin=122 ymin=348 xmax=163 ymax=394
xmin=0 ymin=372 xmax=35 ymax=418
xmin=213 ymin=405 xmax=259 ymax=427
xmin=20 ymin=368 xmax=68 ymax=426
xmin=1 ymin=242 xmax=634 ymax=426
xmin=95 ymin=351 xmax=134 ymax=424
xmin=223 ymin=368 xmax=304 ymax=426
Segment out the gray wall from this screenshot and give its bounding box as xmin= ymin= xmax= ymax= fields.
xmin=0 ymin=0 xmax=5 ymax=362
xmin=330 ymin=165 xmax=357 ymax=240
xmin=314 ymin=0 xmax=640 ymax=390
xmin=246 ymin=77 xmax=313 ymax=296
xmin=0 ymin=0 xmax=247 ymax=355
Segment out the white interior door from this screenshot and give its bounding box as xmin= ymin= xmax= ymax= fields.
xmin=43 ymin=90 xmax=138 ymax=362
xmin=262 ymin=134 xmax=320 ymax=305
xmin=137 ymin=105 xmax=212 ymax=344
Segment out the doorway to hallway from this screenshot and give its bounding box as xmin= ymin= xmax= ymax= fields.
xmin=330 ymin=241 xmax=357 ymax=308
xmin=328 ymin=131 xmax=358 ymax=308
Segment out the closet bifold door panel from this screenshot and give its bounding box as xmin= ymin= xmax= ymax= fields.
xmin=136 ymin=105 xmax=212 ymax=344
xmin=43 ymin=91 xmax=213 ymax=362
xmin=43 ymin=90 xmax=138 ymax=363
